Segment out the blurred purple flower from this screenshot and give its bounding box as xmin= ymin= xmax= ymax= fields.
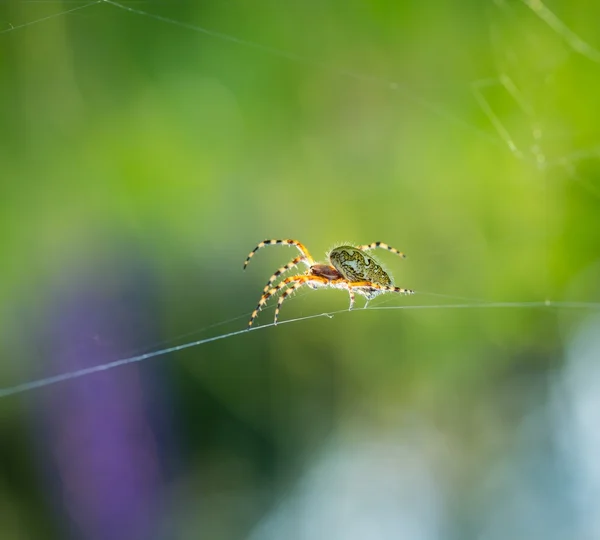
xmin=33 ymin=256 xmax=171 ymax=540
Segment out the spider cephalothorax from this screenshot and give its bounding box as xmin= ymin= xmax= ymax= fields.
xmin=244 ymin=239 xmax=414 ymax=326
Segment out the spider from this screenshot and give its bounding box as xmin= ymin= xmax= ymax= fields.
xmin=243 ymin=239 xmax=414 ymax=327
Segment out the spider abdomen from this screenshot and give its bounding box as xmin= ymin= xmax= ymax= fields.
xmin=328 ymin=246 xmax=392 ymax=286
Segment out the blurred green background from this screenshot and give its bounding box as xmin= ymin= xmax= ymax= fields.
xmin=1 ymin=1 xmax=600 ymax=539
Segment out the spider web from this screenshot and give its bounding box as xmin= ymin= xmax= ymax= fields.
xmin=1 ymin=1 xmax=600 ymax=538
xmin=0 ymin=0 xmax=597 ymax=388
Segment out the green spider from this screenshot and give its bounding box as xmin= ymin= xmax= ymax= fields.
xmin=244 ymin=239 xmax=414 ymax=326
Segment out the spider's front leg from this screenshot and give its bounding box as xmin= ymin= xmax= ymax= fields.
xmin=262 ymin=256 xmax=308 ymax=293
xmin=243 ymin=239 xmax=316 ymax=270
xmin=248 ymin=277 xmax=296 ymax=327
xmin=273 ymin=275 xmax=331 ymax=325
xmin=249 ymin=275 xmax=330 ymax=327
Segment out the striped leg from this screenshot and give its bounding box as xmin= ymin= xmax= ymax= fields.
xmin=370 ymin=284 xmax=413 ymax=295
xmin=347 ymin=286 xmax=356 ymax=310
xmin=262 ymin=256 xmax=310 ymax=293
xmin=328 ymin=278 xmax=357 ymax=309
xmin=249 ymin=275 xmax=329 ymax=327
xmin=275 ymin=277 xmax=368 ymax=323
xmin=357 ymin=242 xmax=406 ymax=259
xmin=346 ymin=281 xmax=414 ymax=306
xmin=274 ymin=275 xmax=339 ymax=324
xmin=243 ymin=239 xmax=316 ymax=269
xmin=354 ymin=282 xmax=414 ymax=297
xmin=274 ymin=280 xmax=310 ymax=325
xmin=249 ymin=278 xmax=295 ymax=327
xmin=390 ymin=286 xmax=413 ymax=294
xmin=273 ymin=279 xmax=414 ymax=324
xmin=273 ymin=276 xmax=409 ymax=322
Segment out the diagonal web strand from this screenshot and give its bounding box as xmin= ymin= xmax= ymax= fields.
xmin=100 ymin=0 xmax=504 ymax=151
xmin=0 ymin=0 xmax=102 ymax=34
xmin=1 ymin=1 xmax=598 ymax=403
xmin=1 ymin=299 xmax=599 ymax=399
xmin=522 ymin=0 xmax=600 ymax=64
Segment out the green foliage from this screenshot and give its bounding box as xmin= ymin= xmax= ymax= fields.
xmin=1 ymin=1 xmax=599 ymax=537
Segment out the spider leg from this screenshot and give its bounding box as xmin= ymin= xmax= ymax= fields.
xmin=388 ymin=286 xmax=414 ymax=295
xmin=274 ymin=276 xmax=330 ymax=325
xmin=328 ymin=279 xmax=357 ymax=310
xmin=347 ymin=287 xmax=356 ymax=310
xmin=249 ymin=276 xmax=299 ymax=327
xmin=346 ymin=281 xmax=414 ymax=307
xmin=357 ymin=283 xmax=414 ymax=296
xmin=275 ymin=277 xmax=409 ymax=321
xmin=243 ymin=239 xmax=316 ymax=270
xmin=262 ymin=255 xmax=310 ymax=293
xmin=249 ymin=274 xmax=329 ymax=327
xmin=357 ymin=242 xmax=406 ymax=259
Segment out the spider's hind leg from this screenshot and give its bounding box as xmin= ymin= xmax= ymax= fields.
xmin=335 ymin=282 xmax=356 ymax=310
xmin=359 ymin=287 xmax=381 ymax=309
xmin=358 ymin=242 xmax=406 ymax=259
xmin=347 ymin=287 xmax=356 ymax=310
xmin=345 ymin=281 xmax=410 ymax=309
